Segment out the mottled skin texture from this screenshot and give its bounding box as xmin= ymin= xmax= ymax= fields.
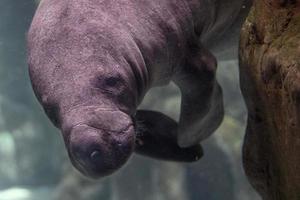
xmin=27 ymin=0 xmax=250 ymax=178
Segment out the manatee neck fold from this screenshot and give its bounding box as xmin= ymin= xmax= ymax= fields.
xmin=122 ymin=48 xmax=151 ymax=106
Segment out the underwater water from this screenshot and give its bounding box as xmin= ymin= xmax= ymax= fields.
xmin=0 ymin=1 xmax=261 ymax=200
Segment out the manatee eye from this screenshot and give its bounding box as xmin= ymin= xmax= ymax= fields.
xmin=92 ymin=73 xmax=122 ymax=90
xmin=105 ymin=76 xmax=119 ymax=87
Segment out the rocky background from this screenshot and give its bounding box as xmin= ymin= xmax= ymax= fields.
xmin=0 ymin=0 xmax=261 ymax=199
xmin=239 ymin=0 xmax=300 ymax=199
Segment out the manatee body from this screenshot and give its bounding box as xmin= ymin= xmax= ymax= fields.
xmin=27 ymin=0 xmax=250 ymax=178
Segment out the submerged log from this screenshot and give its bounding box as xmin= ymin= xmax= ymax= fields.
xmin=239 ymin=0 xmax=300 ymax=199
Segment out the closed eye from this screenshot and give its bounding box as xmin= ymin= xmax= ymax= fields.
xmin=91 ymin=74 xmax=126 ymax=96
xmin=105 ymin=76 xmax=120 ymax=87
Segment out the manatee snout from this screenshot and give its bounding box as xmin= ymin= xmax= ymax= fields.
xmin=63 ymin=109 xmax=135 ymax=178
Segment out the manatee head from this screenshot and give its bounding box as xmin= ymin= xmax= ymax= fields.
xmin=28 ymin=28 xmax=141 ymax=178
xmin=62 ymin=108 xmax=135 ymax=178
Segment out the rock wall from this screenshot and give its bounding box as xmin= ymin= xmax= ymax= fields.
xmin=239 ymin=1 xmax=300 ymax=199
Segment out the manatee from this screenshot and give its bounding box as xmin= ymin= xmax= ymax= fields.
xmin=27 ymin=0 xmax=251 ymax=178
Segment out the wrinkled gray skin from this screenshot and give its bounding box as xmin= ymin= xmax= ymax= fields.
xmin=28 ymin=0 xmax=251 ymax=178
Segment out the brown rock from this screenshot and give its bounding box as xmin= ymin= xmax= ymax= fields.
xmin=239 ymin=1 xmax=300 ymax=199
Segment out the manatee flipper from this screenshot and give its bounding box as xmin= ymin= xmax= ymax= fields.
xmin=173 ymin=45 xmax=224 ymax=147
xmin=134 ymin=110 xmax=203 ymax=162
